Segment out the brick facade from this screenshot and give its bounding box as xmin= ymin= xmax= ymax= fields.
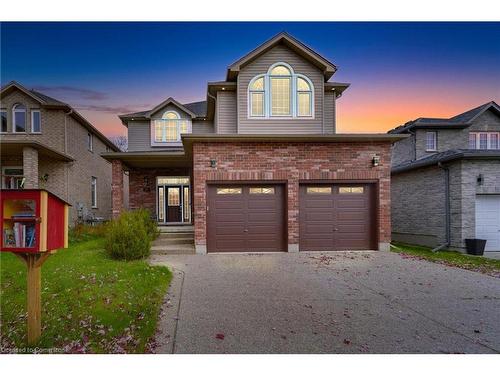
xmin=1 ymin=86 xmax=124 ymax=224
xmin=192 ymin=141 xmax=392 ymax=252
xmin=22 ymin=146 xmax=39 ymax=188
xmin=128 ymin=167 xmax=192 ymax=217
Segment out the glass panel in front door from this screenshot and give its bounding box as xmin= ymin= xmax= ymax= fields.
xmin=158 ymin=186 xmax=165 ymax=222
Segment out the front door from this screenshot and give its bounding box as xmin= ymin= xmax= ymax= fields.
xmin=166 ymin=186 xmax=182 ymax=223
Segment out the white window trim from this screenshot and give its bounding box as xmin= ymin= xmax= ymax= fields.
xmin=2 ymin=166 xmax=24 ymax=189
xmin=31 ymin=110 xmax=41 ymax=133
xmin=12 ymin=104 xmax=27 ymax=133
xmin=88 ymin=132 xmax=93 ymax=152
xmin=91 ymin=177 xmax=98 ymax=208
xmin=0 ymin=110 xmax=7 ymax=133
xmin=425 ymin=131 xmax=437 ymax=152
xmin=248 ymin=62 xmax=315 ymax=120
xmin=469 ymin=132 xmax=500 ymax=150
xmin=150 ymin=111 xmax=192 ymax=146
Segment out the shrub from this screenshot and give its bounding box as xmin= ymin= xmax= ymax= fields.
xmin=105 ymin=211 xmax=151 ymax=260
xmin=134 ymin=208 xmax=159 ymax=240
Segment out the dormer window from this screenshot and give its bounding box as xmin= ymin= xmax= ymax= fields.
xmin=152 ymin=110 xmax=191 ymax=145
xmin=248 ymin=62 xmax=314 ymax=119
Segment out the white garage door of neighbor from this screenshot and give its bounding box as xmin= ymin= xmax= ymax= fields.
xmin=475 ymin=195 xmax=500 ymax=252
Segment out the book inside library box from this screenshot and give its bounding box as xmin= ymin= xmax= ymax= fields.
xmin=3 ymin=199 xmax=38 ymax=248
xmin=1 ymin=189 xmax=70 ymax=253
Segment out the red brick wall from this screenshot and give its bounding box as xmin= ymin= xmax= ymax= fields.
xmin=129 ymin=167 xmax=192 ymax=217
xmin=193 ymin=142 xmax=392 ymax=249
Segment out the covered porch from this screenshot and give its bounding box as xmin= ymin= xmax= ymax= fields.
xmin=0 ymin=141 xmax=73 ymax=194
xmin=103 ymin=150 xmax=193 ymax=224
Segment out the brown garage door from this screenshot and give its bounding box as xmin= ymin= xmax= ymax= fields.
xmin=207 ymin=184 xmax=286 ymax=253
xmin=299 ymin=183 xmax=376 ymax=251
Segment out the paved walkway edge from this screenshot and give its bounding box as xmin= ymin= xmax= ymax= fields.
xmin=153 ymin=267 xmax=184 ymax=354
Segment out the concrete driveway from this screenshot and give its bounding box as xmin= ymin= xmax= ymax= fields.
xmin=150 ymin=251 xmax=500 ymax=354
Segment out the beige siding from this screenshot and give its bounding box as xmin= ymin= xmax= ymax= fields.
xmin=192 ymin=119 xmax=214 ymax=134
xmin=216 ymin=91 xmax=237 ymax=134
xmin=127 ymin=121 xmax=151 ymax=151
xmin=323 ymin=91 xmax=335 ymax=134
xmin=237 ymin=44 xmax=324 ymax=134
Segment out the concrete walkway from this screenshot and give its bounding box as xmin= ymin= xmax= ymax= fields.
xmin=150 ymin=251 xmax=500 ymax=354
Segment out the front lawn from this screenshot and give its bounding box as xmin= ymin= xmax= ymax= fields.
xmin=391 ymin=242 xmax=500 ymax=278
xmin=0 ymin=234 xmax=171 ymax=353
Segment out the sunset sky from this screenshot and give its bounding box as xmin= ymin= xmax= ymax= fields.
xmin=1 ymin=22 xmax=499 ymax=137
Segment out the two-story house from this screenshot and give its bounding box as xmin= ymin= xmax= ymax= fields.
xmin=389 ymin=101 xmax=500 ymax=254
xmin=104 ymin=32 xmax=405 ymax=254
xmin=0 ymin=81 xmax=127 ymax=224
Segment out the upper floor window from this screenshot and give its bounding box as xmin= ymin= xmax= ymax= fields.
xmin=87 ymin=132 xmax=93 ymax=151
xmin=31 ymin=110 xmax=41 ymax=133
xmin=0 ymin=110 xmax=7 ymax=133
xmin=13 ymin=104 xmax=26 ymax=132
xmin=248 ymin=62 xmax=314 ymax=119
xmin=152 ymin=111 xmax=191 ymax=144
xmin=426 ymin=131 xmax=437 ymax=151
xmin=469 ymin=132 xmax=500 ymax=150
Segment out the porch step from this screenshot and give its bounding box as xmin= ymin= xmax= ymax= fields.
xmin=151 ymin=243 xmax=195 ymax=255
xmin=152 ymin=226 xmax=195 ymax=255
xmin=154 ymin=237 xmax=194 ymax=245
xmin=158 ymin=225 xmax=194 ymax=233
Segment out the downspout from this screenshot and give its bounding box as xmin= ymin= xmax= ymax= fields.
xmin=433 ymin=161 xmax=451 ymax=252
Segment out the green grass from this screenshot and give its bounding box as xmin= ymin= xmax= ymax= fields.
xmin=0 ymin=235 xmax=171 ymax=353
xmin=391 ymin=242 xmax=500 ymax=277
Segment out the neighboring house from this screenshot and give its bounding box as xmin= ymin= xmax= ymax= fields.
xmin=104 ymin=32 xmax=405 ymax=254
xmin=389 ymin=101 xmax=500 ymax=253
xmin=0 ymin=81 xmax=127 ymax=224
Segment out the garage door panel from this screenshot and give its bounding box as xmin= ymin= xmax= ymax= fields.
xmin=305 ymin=211 xmax=335 ymax=221
xmin=476 ymin=195 xmax=500 ymax=252
xmin=247 ymin=212 xmax=277 ymax=222
xmin=337 ymin=211 xmax=367 ymax=221
xmin=208 ymin=184 xmax=285 ymax=252
xmin=305 ymin=200 xmax=334 ymax=209
xmin=300 ymin=183 xmax=376 ymax=251
xmin=337 ymin=199 xmax=367 ymax=209
xmin=214 ymin=200 xmax=245 ymax=209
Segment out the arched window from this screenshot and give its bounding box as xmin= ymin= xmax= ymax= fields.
xmin=13 ymin=104 xmax=26 ymax=132
xmin=297 ymin=77 xmax=312 ymax=117
xmin=153 ymin=110 xmax=191 ymax=144
xmin=248 ymin=63 xmax=314 ymax=118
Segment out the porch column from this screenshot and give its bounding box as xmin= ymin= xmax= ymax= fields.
xmin=23 ymin=146 xmax=39 ymax=189
xmin=112 ymin=159 xmax=124 ymax=219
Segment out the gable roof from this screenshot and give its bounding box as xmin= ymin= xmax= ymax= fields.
xmin=0 ymin=81 xmax=120 ymax=152
xmin=388 ymin=101 xmax=500 ymax=134
xmin=147 ymin=97 xmax=198 ymax=118
xmin=226 ymin=32 xmax=337 ymax=81
xmin=119 ymin=99 xmax=208 ymax=125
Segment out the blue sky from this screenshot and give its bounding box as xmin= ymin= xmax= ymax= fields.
xmin=1 ymin=22 xmax=499 ymax=136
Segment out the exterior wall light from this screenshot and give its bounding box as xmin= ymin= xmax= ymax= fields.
xmin=477 ymin=174 xmax=484 ymax=186
xmin=372 ymin=155 xmax=380 ymax=167
xmin=210 ymin=159 xmax=217 ymax=168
